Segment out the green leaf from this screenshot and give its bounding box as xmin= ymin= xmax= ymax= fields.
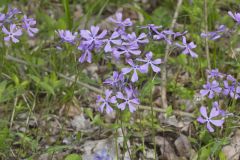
xmin=62 ymin=0 xmax=72 ymax=29
xmin=198 ymin=147 xmax=211 ymax=160
xmin=65 ymin=154 xmax=82 ymax=160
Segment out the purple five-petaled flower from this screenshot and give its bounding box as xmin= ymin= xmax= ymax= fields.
xmin=228 ymin=11 xmax=240 ymax=24
xmin=104 ymin=31 xmax=122 ymax=52
xmin=78 ymin=43 xmax=93 ymax=63
xmin=223 ymin=80 xmax=240 ymax=99
xmin=136 ymin=51 xmax=162 ymax=73
xmin=113 ymin=45 xmax=141 ymax=59
xmin=200 ymin=80 xmax=222 ymax=99
xmin=2 ymin=24 xmax=22 ymax=43
xmin=121 ymin=59 xmax=144 ymax=82
xmin=122 ymin=32 xmax=149 ymax=47
xmin=201 ymin=25 xmax=226 ymax=40
xmin=153 ymin=30 xmax=174 ymax=44
xmin=197 ymin=106 xmax=224 ymax=132
xmin=176 ymin=36 xmax=198 ymax=58
xmin=109 ymin=12 xmax=132 ymax=30
xmin=80 ymin=26 xmax=107 ymax=49
xmin=140 ymin=24 xmax=162 ymax=36
xmin=57 ymin=30 xmax=77 ymax=44
xmin=116 ymin=88 xmax=140 ymax=112
xmin=22 ymin=15 xmax=39 ymax=37
xmin=97 ymin=90 xmax=117 ymax=114
xmin=93 ymin=148 xmax=112 ymax=160
xmin=174 ymin=31 xmax=188 ymax=39
xmin=104 ymin=71 xmax=125 ymax=89
xmin=207 ymin=68 xmax=224 ymax=79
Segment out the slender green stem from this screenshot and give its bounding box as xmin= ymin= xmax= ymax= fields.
xmin=150 ymin=72 xmax=157 ymax=159
xmin=120 ymin=112 xmax=133 ymax=160
xmin=140 ymin=111 xmax=145 ymax=159
xmin=204 ymin=0 xmax=211 ymax=70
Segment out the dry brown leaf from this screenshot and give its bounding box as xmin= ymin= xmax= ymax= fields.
xmin=174 ymin=134 xmax=192 ymax=158
xmin=155 ymin=136 xmax=178 ymax=160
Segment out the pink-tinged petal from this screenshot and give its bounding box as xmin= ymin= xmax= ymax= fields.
xmin=209 ymin=107 xmax=220 ymax=118
xmin=207 ymin=122 xmax=214 ymax=132
xmin=118 ymin=102 xmax=127 ymax=110
xmin=2 ymin=26 xmax=9 ymax=34
xmin=197 ymin=116 xmax=206 ymax=124
xmin=210 ymin=120 xmax=224 ymax=127
xmin=131 ymin=70 xmax=138 ymax=82
xmin=90 ymin=26 xmax=99 ymax=36
xmin=200 ymin=106 xmax=208 ymax=119
xmin=121 ymin=67 xmax=132 ymax=75
xmin=151 ymin=64 xmax=160 ymax=73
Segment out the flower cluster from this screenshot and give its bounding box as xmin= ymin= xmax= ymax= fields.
xmin=200 ymin=69 xmax=240 ymax=99
xmin=0 ymin=7 xmax=38 ymax=43
xmin=201 ymin=25 xmax=227 ymax=40
xmin=197 ymin=69 xmax=239 ymax=132
xmin=56 ymin=12 xmax=198 ymax=114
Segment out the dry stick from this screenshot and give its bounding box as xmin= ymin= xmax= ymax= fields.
xmin=204 ymin=0 xmax=211 ymax=70
xmin=161 ymin=0 xmax=183 ymax=109
xmin=5 ymin=55 xmax=195 ymax=118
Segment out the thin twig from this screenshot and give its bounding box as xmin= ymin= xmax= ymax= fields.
xmin=161 ymin=0 xmax=183 ymax=109
xmin=204 ymin=0 xmax=211 ymax=70
xmin=5 ymin=54 xmax=195 ymax=118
